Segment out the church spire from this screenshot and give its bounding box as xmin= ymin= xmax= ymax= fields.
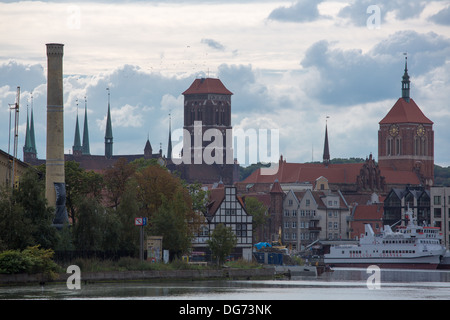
xmin=23 ymin=94 xmax=37 ymax=161
xmin=167 ymin=112 xmax=172 ymax=160
xmin=24 ymin=107 xmax=32 ymax=153
xmin=29 ymin=104 xmax=36 ymax=155
xmin=323 ymin=117 xmax=330 ymax=166
xmin=82 ymin=97 xmax=90 ymax=155
xmin=402 ymin=55 xmax=410 ymax=102
xmin=105 ymin=88 xmax=113 ymax=159
xmin=72 ymin=104 xmax=82 ymax=155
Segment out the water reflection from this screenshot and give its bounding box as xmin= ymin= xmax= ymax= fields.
xmin=1 ymin=269 xmax=450 ymax=300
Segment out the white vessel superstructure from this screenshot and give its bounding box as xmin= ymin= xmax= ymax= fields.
xmin=324 ymin=208 xmax=446 ymax=269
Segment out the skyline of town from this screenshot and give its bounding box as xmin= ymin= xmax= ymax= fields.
xmin=1 ymin=0 xmax=449 ymax=167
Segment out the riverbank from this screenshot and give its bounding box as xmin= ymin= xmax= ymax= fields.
xmin=0 ymin=267 xmax=280 ymax=286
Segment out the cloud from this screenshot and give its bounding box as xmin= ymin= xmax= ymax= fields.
xmin=0 ymin=61 xmax=45 ymax=93
xmin=201 ymin=38 xmax=226 ymax=51
xmin=428 ymin=5 xmax=450 ymax=26
xmin=338 ymin=0 xmax=427 ymax=26
xmin=299 ymin=31 xmax=450 ymax=106
xmin=267 ymin=0 xmax=327 ymax=23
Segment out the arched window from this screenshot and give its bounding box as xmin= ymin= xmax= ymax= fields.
xmin=395 ymin=137 xmax=401 ymax=155
xmin=387 ymin=138 xmax=393 ymax=156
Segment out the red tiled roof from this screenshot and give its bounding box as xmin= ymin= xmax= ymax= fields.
xmin=183 ymin=78 xmax=233 ymax=95
xmin=379 ymin=167 xmax=421 ymax=185
xmin=270 ymin=180 xmax=284 ymax=194
xmin=243 ymin=162 xmax=364 ymax=185
xmin=379 ymin=98 xmax=433 ymax=125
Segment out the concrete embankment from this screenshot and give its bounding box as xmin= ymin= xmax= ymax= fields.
xmin=0 ymin=267 xmax=277 ymax=286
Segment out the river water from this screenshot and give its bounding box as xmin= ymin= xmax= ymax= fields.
xmin=1 ymin=268 xmax=450 ymax=300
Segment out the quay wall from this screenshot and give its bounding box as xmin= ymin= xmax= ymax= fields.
xmin=0 ymin=267 xmax=277 ymax=285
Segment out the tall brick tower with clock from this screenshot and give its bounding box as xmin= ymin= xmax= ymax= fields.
xmin=378 ymin=58 xmax=434 ymax=187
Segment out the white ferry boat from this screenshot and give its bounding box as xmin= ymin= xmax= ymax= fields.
xmin=324 ymin=208 xmax=446 ymax=269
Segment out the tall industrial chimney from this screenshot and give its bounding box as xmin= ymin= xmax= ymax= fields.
xmin=45 ymin=43 xmax=68 ymax=227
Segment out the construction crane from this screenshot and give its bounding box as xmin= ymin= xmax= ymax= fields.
xmin=8 ymin=86 xmax=20 ymax=188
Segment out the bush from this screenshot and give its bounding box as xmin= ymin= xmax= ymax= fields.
xmin=0 ymin=245 xmax=61 ymax=275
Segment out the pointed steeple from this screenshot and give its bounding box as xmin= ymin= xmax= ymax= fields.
xmin=105 ymin=88 xmax=113 ymax=159
xmin=24 ymin=95 xmax=37 ymax=162
xmin=323 ymin=117 xmax=330 ymax=166
xmin=72 ymin=106 xmax=82 ymax=155
xmin=167 ymin=113 xmax=172 ymax=160
xmin=24 ymin=108 xmax=32 ymax=153
xmin=29 ymin=105 xmax=36 ymax=155
xmin=402 ymin=55 xmax=410 ymax=103
xmin=82 ymin=97 xmax=90 ymax=155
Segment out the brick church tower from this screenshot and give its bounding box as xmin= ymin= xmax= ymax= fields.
xmin=378 ymin=58 xmax=434 ymax=187
xmin=176 ymin=77 xmax=237 ymax=184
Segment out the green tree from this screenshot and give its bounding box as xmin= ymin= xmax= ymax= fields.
xmin=150 ymin=191 xmax=193 ymax=261
xmin=115 ymin=179 xmax=141 ymax=253
xmin=207 ymin=223 xmax=237 ymax=265
xmin=103 ymin=158 xmax=136 ymax=209
xmin=72 ymin=197 xmax=104 ymax=252
xmin=244 ymin=196 xmax=268 ymax=242
xmin=0 ymin=187 xmax=34 ymax=250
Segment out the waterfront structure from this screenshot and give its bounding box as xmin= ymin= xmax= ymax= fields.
xmin=282 ymin=187 xmax=350 ymax=251
xmin=324 ymin=208 xmax=446 ymax=269
xmin=430 ymin=186 xmax=450 ymax=249
xmin=383 ymin=187 xmax=430 ymax=227
xmin=192 ymin=185 xmax=253 ymax=261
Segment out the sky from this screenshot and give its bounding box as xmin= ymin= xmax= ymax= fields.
xmin=1 ymin=0 xmax=450 ymax=168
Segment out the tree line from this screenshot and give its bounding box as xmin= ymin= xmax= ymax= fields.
xmin=0 ymin=158 xmax=208 ymax=261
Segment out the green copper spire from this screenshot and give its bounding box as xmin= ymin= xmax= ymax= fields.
xmin=167 ymin=113 xmax=172 ymax=160
xmin=402 ymin=56 xmax=410 ymax=103
xmin=23 ymin=108 xmax=32 ymax=154
xmin=105 ymin=88 xmax=113 ymax=159
xmin=29 ymin=106 xmax=36 ymax=154
xmin=82 ymin=97 xmax=90 ymax=155
xmin=73 ymin=107 xmax=82 ymax=155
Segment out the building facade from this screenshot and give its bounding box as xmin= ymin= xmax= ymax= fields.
xmin=430 ymin=187 xmax=450 ymax=249
xmin=282 ymin=187 xmax=351 ymax=252
xmin=192 ymin=186 xmax=253 ymax=261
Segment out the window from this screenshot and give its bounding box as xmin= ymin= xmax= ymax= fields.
xmin=334 ymin=222 xmax=338 ymax=229
xmin=395 ymin=137 xmax=401 ymax=155
xmin=434 ymin=208 xmax=442 ymax=219
xmin=288 ymin=200 xmax=293 ymax=206
xmin=292 ymin=210 xmax=297 ymax=217
xmin=387 ymin=138 xmax=393 ymax=156
xmin=284 ymin=210 xmax=289 ymax=217
xmin=434 ymin=196 xmax=441 ymax=205
xmin=236 ymin=223 xmax=247 ymax=237
xmin=305 ymin=199 xmax=310 ymax=207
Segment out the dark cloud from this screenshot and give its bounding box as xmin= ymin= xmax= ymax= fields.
xmin=0 ymin=60 xmax=45 ymax=93
xmin=217 ymin=64 xmax=278 ymax=115
xmin=267 ymin=0 xmax=327 ymax=23
xmin=300 ymin=31 xmax=450 ymax=106
xmin=201 ymin=38 xmax=226 ymax=51
xmin=429 ymin=6 xmax=450 ymax=26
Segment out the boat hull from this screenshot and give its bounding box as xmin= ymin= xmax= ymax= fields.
xmin=325 ymin=255 xmax=441 ymax=270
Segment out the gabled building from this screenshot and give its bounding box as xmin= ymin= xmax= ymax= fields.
xmin=192 ymin=185 xmax=253 ymax=261
xmin=281 ymin=186 xmax=351 ymax=252
xmin=383 ymin=186 xmax=430 ymax=227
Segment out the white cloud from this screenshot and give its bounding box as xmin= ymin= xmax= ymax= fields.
xmin=0 ymin=0 xmax=449 ymax=167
